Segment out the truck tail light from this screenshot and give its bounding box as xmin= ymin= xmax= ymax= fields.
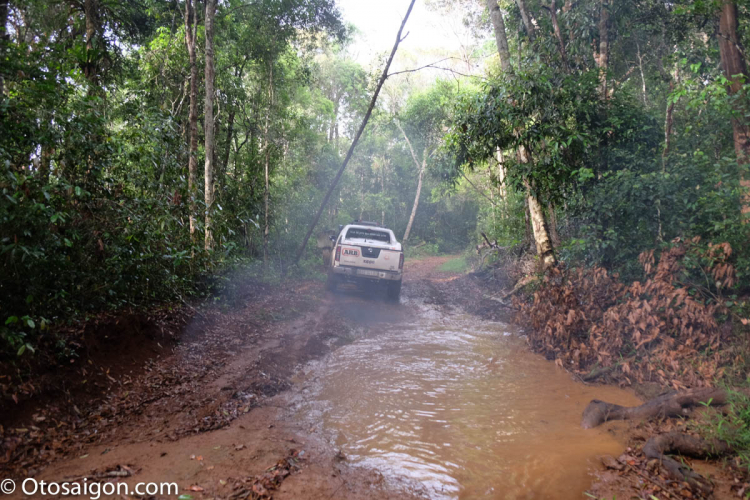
xmin=399 ymin=253 xmax=404 ymax=270
xmin=335 ymin=246 xmax=341 ymax=262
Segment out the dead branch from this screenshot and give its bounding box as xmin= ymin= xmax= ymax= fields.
xmin=581 ymin=387 xmax=750 ymax=429
xmin=643 ymin=432 xmax=730 ymax=494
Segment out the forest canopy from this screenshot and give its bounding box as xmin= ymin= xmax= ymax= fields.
xmin=1 ymin=0 xmax=749 ymax=361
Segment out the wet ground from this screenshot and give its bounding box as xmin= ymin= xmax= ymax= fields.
xmin=4 ymin=256 xmax=643 ymax=499
xmin=288 ymin=271 xmax=640 ymax=499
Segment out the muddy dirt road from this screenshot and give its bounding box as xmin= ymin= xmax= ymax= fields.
xmin=5 ymin=257 xmax=641 ymax=499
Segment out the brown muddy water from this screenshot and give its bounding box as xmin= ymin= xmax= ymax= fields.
xmin=290 ymin=298 xmax=641 ymax=499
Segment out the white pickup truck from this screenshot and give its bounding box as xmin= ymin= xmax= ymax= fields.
xmin=326 ymin=222 xmax=403 ymax=301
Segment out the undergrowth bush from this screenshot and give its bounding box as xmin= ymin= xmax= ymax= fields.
xmin=697 ymin=389 xmax=750 ymax=474
xmin=515 ymin=237 xmax=743 ymax=388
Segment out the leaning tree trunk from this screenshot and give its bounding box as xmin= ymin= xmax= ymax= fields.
xmin=203 ymin=0 xmax=216 ymax=251
xmin=486 ymin=0 xmax=513 ymax=73
xmin=294 ymin=0 xmax=416 ymax=266
xmin=718 ymin=0 xmax=750 ymax=215
xmin=185 ymin=0 xmax=199 ymax=241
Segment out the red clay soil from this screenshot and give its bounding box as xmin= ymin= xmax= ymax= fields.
xmin=1 ymin=258 xmax=459 ymax=499
xmin=6 ymin=255 xmax=740 ymax=500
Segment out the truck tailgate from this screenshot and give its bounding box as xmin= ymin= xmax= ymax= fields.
xmin=339 ymin=245 xmax=400 ymax=273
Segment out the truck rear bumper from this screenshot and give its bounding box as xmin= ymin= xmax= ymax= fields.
xmin=331 ymin=265 xmax=402 ymax=282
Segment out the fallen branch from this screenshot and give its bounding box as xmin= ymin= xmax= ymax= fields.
xmin=474 ymin=232 xmax=509 ymax=271
xmin=581 ymin=387 xmax=750 ymax=429
xmin=501 ymin=275 xmax=536 ymax=300
xmin=643 ymin=432 xmax=730 ymax=494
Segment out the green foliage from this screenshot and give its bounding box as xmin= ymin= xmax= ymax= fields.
xmin=447 ymin=66 xmax=607 ymax=204
xmin=699 ymin=390 xmax=750 ymax=474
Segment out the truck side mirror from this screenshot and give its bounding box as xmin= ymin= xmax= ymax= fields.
xmin=338 ymin=224 xmax=343 ymax=232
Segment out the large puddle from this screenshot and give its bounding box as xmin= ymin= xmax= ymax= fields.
xmin=292 ymin=299 xmax=641 ymax=499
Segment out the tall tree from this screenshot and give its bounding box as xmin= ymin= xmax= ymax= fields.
xmin=0 ymin=0 xmax=8 ymax=98
xmin=717 ymin=0 xmax=750 ymax=214
xmin=263 ymin=62 xmax=274 ymax=261
xmin=486 ymin=0 xmax=512 ymax=73
xmin=185 ymin=0 xmax=199 ymax=240
xmin=204 ymin=0 xmax=216 ymax=250
xmin=596 ymin=0 xmax=610 ymax=96
xmin=396 ymin=120 xmax=426 ymax=242
xmin=484 ymin=0 xmax=557 ymax=269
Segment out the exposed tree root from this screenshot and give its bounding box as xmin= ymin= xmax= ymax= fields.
xmin=643 ymin=432 xmax=731 ymax=494
xmin=581 ymin=387 xmax=736 ymax=429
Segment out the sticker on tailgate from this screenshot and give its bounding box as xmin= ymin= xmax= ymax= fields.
xmin=343 ymin=248 xmax=359 ymax=256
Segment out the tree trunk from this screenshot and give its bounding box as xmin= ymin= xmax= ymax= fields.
xmin=657 ymin=60 xmax=678 ymax=242
xmin=359 ymin=169 xmax=365 ymax=220
xmin=185 ymin=0 xmax=199 ymax=241
xmin=548 ymin=0 xmax=569 ymax=71
xmin=515 ymin=0 xmax=536 ymax=41
xmin=527 ymin=190 xmax=556 ymax=269
xmin=519 ymin=145 xmax=557 ymax=269
xmin=294 ymin=0 xmax=416 ymax=266
xmin=596 ymin=0 xmax=610 ymax=96
xmin=486 ymin=0 xmax=513 ymax=73
xmin=221 ymin=109 xmax=235 ymax=180
xmin=485 ymin=0 xmax=554 ymax=269
xmin=203 ymin=0 xmax=216 ymax=251
xmin=636 ymin=39 xmax=648 ymax=106
xmin=381 ymin=167 xmax=385 ymax=226
xmin=263 ymin=62 xmax=274 ymax=262
xmin=718 ymin=0 xmax=750 ymax=215
xmin=395 ymin=119 xmax=427 ymax=242
xmin=662 ymin=63 xmax=677 ymax=162
xmin=548 ymin=203 xmax=560 ymax=245
xmin=524 ymin=197 xmax=533 ymax=250
xmin=0 ymin=0 xmax=8 ymax=98
xmin=83 ymin=0 xmax=100 ymax=88
xmin=404 ymin=152 xmax=426 ymax=242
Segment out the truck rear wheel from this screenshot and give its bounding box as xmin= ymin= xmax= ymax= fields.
xmin=386 ymin=280 xmax=401 ymax=302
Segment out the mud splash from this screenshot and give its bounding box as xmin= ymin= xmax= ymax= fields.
xmin=292 ymin=300 xmax=641 ymax=499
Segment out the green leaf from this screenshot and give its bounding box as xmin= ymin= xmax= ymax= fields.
xmin=17 ymin=345 xmax=26 ymax=356
xmin=26 ymin=319 xmax=35 ymax=329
